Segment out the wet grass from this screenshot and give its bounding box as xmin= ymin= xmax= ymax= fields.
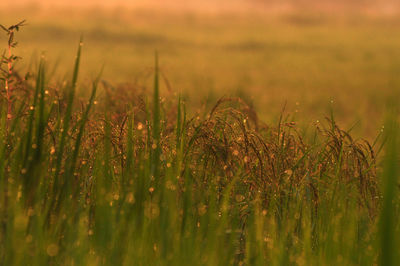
xmin=0 ymin=33 xmax=399 ymax=265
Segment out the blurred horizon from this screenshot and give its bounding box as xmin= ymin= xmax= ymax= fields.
xmin=1 ymin=0 xmax=400 ymax=16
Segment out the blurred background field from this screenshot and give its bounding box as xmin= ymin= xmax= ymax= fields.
xmin=1 ymin=0 xmax=400 ymax=138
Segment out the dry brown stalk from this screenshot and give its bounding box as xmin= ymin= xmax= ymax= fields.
xmin=0 ymin=20 xmax=26 ymax=129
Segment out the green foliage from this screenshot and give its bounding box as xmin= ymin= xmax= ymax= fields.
xmin=0 ymin=33 xmax=398 ymax=265
xmin=379 ymin=108 xmax=400 ymax=266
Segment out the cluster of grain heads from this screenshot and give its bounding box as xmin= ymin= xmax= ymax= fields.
xmin=0 ymin=31 xmax=396 ymax=265
xmin=0 ymin=20 xmax=26 ymax=127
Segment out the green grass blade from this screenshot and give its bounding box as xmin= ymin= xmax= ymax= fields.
xmin=152 ymin=52 xmax=161 ymax=186
xmin=379 ymin=110 xmax=399 ymax=266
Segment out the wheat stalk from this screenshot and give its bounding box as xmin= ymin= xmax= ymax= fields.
xmin=0 ymin=20 xmax=26 ymax=128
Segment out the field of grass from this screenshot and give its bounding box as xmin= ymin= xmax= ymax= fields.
xmin=2 ymin=8 xmax=400 ymax=136
xmin=0 ymin=7 xmax=400 ymax=266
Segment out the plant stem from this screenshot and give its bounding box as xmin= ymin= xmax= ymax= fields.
xmin=5 ymin=39 xmax=13 ymax=129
